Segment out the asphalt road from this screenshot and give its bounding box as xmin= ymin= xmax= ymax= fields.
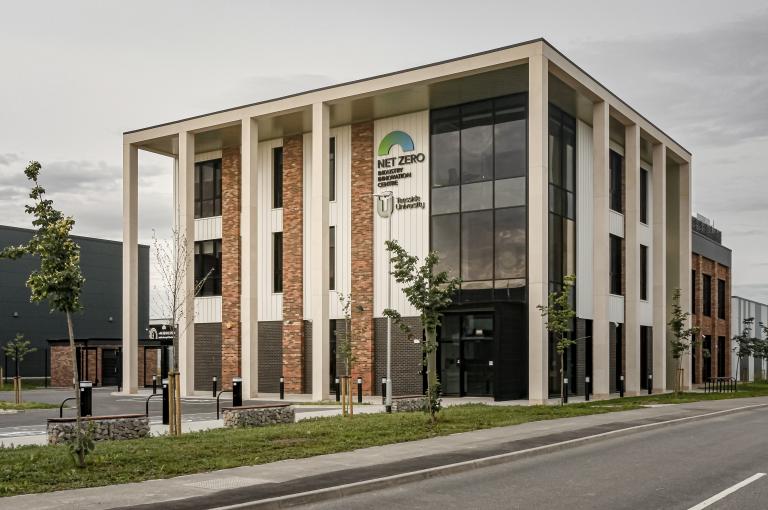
xmin=299 ymin=406 xmax=768 ymax=510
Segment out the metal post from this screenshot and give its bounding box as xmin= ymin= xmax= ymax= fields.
xmin=375 ymin=192 xmax=394 ymax=413
xmin=152 ymin=375 xmax=157 ymax=395
xmin=648 ymin=373 xmax=652 ymax=395
xmin=79 ymin=381 xmax=93 ymax=417
xmin=585 ymin=376 xmax=590 ymax=402
xmin=620 ymin=375 xmax=625 ymax=398
xmin=563 ymin=378 xmax=569 ymax=404
xmin=45 ymin=347 xmax=49 ymax=388
xmin=335 ymin=378 xmax=340 ymax=402
xmin=381 ymin=378 xmax=387 ymax=405
xmin=279 ymin=376 xmax=285 ymax=400
xmin=232 ymin=377 xmax=242 ymax=407
xmin=212 ymin=376 xmax=217 ymax=398
xmin=161 ymin=378 xmax=169 ymax=425
xmin=357 ymin=377 xmax=363 ymax=404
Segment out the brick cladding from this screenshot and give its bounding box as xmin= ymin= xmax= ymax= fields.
xmin=374 ymin=317 xmax=424 ymax=396
xmin=221 ymin=147 xmax=242 ymax=389
xmin=350 ymin=121 xmax=376 ymax=394
xmin=258 ymin=321 xmax=283 ymax=392
xmin=138 ymin=348 xmax=159 ymax=386
xmin=691 ymin=253 xmax=731 ymax=382
xmin=194 ymin=323 xmax=222 ymax=391
xmin=50 ymin=346 xmax=155 ymax=388
xmin=282 ymin=135 xmax=305 ymax=393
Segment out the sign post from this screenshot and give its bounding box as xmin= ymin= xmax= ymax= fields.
xmin=375 ymin=191 xmax=394 ymax=413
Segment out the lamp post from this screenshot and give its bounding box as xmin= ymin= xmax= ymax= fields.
xmin=374 ymin=191 xmax=394 ymax=413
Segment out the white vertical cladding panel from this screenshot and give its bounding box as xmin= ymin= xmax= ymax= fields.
xmin=194 ymin=216 xmax=222 ymax=241
xmin=257 ymin=138 xmax=283 ymax=322
xmin=638 ymin=223 xmax=653 ymax=326
xmin=328 ymin=126 xmax=351 ymax=319
xmin=373 ymin=111 xmax=430 ymax=318
xmin=608 ymin=295 xmax=625 ymax=323
xmin=195 ymin=296 xmax=222 ymax=323
xmin=609 ymin=211 xmax=624 ymax=238
xmin=576 ymin=120 xmax=594 ymax=320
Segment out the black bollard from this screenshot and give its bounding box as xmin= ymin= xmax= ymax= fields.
xmin=79 ymin=381 xmax=93 ymax=417
xmin=648 ymin=373 xmax=653 ymax=395
xmin=563 ymin=378 xmax=569 ymax=404
xmin=381 ymin=378 xmax=387 ymax=405
xmin=585 ymin=376 xmax=591 ymax=401
xmin=232 ymin=377 xmax=242 ymax=407
xmin=357 ymin=377 xmax=363 ymax=404
xmin=335 ymin=378 xmax=340 ymax=402
xmin=152 ymin=375 xmax=157 ymax=395
xmin=212 ymin=376 xmax=217 ymax=398
xmin=279 ymin=377 xmax=285 ymax=400
xmin=619 ymin=375 xmax=625 ymax=398
xmin=161 ymin=379 xmax=169 ymax=425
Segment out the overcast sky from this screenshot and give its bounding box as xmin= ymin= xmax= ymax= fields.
xmin=1 ymin=0 xmax=766 ymax=304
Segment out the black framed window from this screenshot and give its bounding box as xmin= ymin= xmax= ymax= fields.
xmin=430 ymin=94 xmax=527 ymax=298
xmin=194 ymin=239 xmax=222 ymax=296
xmin=273 ymin=232 xmax=283 ymax=293
xmin=329 ymin=226 xmax=336 ymax=290
xmin=194 ymin=159 xmax=222 ymax=219
xmin=703 ymin=274 xmax=712 ymax=316
xmin=692 ymin=270 xmax=697 ymax=312
xmin=640 ymin=168 xmax=649 ymax=224
xmin=329 ymin=137 xmax=336 ymax=202
xmin=273 ymin=147 xmax=283 ymax=208
xmin=548 ymin=105 xmax=576 ymax=293
xmin=609 ymin=235 xmax=622 ymax=295
xmin=609 ymin=150 xmax=623 ymax=213
xmin=640 ymin=244 xmax=648 ymax=301
xmin=718 ymin=279 xmax=726 ymax=319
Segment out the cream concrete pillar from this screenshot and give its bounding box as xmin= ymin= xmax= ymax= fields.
xmin=624 ymin=124 xmax=641 ymax=395
xmin=310 ymin=102 xmax=330 ymax=401
xmin=651 ymin=143 xmax=667 ymax=392
xmin=527 ymin=51 xmax=549 ymax=404
xmin=178 ymin=132 xmax=196 ymax=396
xmin=592 ymin=101 xmax=611 ymax=398
xmin=678 ymin=161 xmax=693 ymax=391
xmin=122 ymin=142 xmax=139 ymax=394
xmin=241 ymin=117 xmax=259 ymax=399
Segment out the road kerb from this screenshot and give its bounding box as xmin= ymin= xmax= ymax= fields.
xmin=210 ymin=402 xmax=768 ymax=510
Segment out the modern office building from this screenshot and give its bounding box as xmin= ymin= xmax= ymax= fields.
xmin=690 ymin=215 xmax=732 ymax=384
xmin=121 ymin=39 xmax=693 ymax=402
xmin=731 ymin=296 xmax=767 ymax=382
xmin=0 ymin=224 xmax=150 ymax=385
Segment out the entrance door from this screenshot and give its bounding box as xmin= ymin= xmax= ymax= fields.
xmin=439 ymin=313 xmax=494 ymax=397
xmin=102 ymin=349 xmax=119 ymax=386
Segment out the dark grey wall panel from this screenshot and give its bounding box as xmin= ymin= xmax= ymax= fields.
xmin=257 ymin=321 xmax=282 ymax=393
xmin=692 ymin=231 xmax=731 ymax=267
xmin=194 ymin=323 xmax=221 ymax=391
xmin=374 ymin=317 xmax=423 ymax=396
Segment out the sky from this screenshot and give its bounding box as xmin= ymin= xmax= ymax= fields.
xmin=0 ymin=0 xmax=766 ymax=305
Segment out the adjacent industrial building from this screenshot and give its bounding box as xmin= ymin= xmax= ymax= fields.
xmin=121 ymin=38 xmax=694 ymax=403
xmin=731 ymin=296 xmax=768 ymax=382
xmin=0 ymin=224 xmax=151 ymax=386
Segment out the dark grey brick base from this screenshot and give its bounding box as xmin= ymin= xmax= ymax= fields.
xmin=258 ymin=321 xmax=282 ymax=393
xmin=194 ymin=323 xmax=222 ymax=392
xmin=374 ymin=317 xmax=423 ymax=397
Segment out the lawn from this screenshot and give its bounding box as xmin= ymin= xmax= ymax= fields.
xmin=0 ymin=401 xmax=57 ymax=411
xmin=1 ymin=382 xmax=766 ymax=497
xmin=0 ymin=379 xmax=50 ymax=391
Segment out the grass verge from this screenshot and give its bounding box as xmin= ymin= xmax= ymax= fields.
xmin=0 ymin=401 xmax=58 ymax=411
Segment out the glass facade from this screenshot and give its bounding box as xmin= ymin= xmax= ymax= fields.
xmin=430 ymin=94 xmax=527 ymax=302
xmin=194 ymin=239 xmax=222 ymax=296
xmin=194 ymin=159 xmax=222 ymax=219
xmin=548 ymin=105 xmax=576 ymax=293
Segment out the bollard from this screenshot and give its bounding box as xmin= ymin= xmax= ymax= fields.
xmin=381 ymin=378 xmax=387 ymax=405
xmin=335 ymin=378 xmax=340 ymax=402
xmin=212 ymin=376 xmax=218 ymax=398
xmin=161 ymin=379 xmax=169 ymax=425
xmin=619 ymin=375 xmax=625 ymax=398
xmin=232 ymin=377 xmax=242 ymax=407
xmin=585 ymin=376 xmax=591 ymax=401
xmin=563 ymin=378 xmax=569 ymax=404
xmin=357 ymin=377 xmax=363 ymax=404
xmin=79 ymin=381 xmax=93 ymax=417
xmin=152 ymin=375 xmax=157 ymax=395
xmin=648 ymin=373 xmax=653 ymax=395
xmin=279 ymin=377 xmax=285 ymax=400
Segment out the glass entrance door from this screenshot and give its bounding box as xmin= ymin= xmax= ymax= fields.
xmin=439 ymin=313 xmax=494 ymax=397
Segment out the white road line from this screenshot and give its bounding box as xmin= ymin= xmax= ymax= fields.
xmin=688 ymin=472 xmax=766 ymax=510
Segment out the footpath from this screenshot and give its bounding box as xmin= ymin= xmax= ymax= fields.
xmin=2 ymin=397 xmax=767 ymax=510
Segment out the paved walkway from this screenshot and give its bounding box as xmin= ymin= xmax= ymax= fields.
xmin=2 ymin=396 xmax=766 ymax=510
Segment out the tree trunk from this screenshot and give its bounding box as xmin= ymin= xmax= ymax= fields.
xmin=175 ymin=372 xmax=182 ymax=434
xmin=67 ymin=311 xmax=85 ymax=468
xmin=425 ymin=326 xmax=438 ymax=423
xmin=560 ymin=351 xmax=565 ymax=406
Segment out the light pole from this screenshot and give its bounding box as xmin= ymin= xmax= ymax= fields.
xmin=374 ymin=190 xmax=394 ymax=412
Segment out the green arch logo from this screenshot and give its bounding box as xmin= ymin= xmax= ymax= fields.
xmin=377 ymin=130 xmax=415 ymax=157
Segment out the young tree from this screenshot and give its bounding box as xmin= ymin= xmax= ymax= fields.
xmin=152 ymin=227 xmax=211 ymax=435
xmin=3 ymin=333 xmax=37 ymax=404
xmin=537 ymin=275 xmax=576 ymax=406
xmin=337 ymin=293 xmax=357 ymax=415
xmin=668 ymin=288 xmax=700 ymax=394
xmin=732 ymin=318 xmax=756 ymax=385
xmin=383 ymin=240 xmax=460 ymax=423
xmin=0 ymin=161 xmax=89 ymax=466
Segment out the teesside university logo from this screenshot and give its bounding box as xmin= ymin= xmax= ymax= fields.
xmin=376 ymin=130 xmax=425 ymax=188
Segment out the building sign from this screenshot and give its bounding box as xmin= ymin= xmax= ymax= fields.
xmin=147 ymin=324 xmax=175 ymax=342
xmin=396 ymin=195 xmax=426 ymax=210
xmin=376 ymin=130 xmax=426 ymax=188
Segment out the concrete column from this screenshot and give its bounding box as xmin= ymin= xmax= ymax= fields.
xmin=178 ymin=132 xmax=196 ymax=396
xmin=678 ymin=161 xmax=693 ymax=391
xmin=310 ymin=102 xmax=330 ymax=401
xmin=527 ymin=51 xmax=548 ymax=404
xmin=241 ymin=117 xmax=259 ymax=398
xmin=651 ymin=143 xmax=667 ymax=392
xmin=122 ymin=142 xmax=139 ymax=394
xmin=592 ymin=101 xmax=611 ymax=398
xmin=624 ymin=124 xmax=641 ymax=394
